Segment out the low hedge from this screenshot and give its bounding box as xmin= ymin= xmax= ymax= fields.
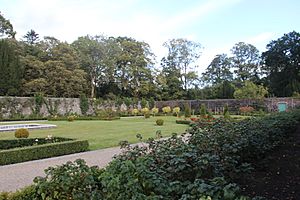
xmin=0 ymin=140 xmax=89 ymax=165
xmin=0 ymin=137 xmax=73 ymax=150
xmin=175 ymin=119 xmax=191 ymax=124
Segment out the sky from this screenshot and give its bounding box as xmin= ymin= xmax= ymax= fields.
xmin=1 ymin=0 xmax=299 ymax=74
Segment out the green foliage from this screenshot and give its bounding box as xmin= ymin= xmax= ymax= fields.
xmin=14 ymin=128 xmax=29 ymax=138
xmin=175 ymin=119 xmax=191 ymax=124
xmin=224 ymin=104 xmax=229 ymax=115
xmin=184 ymin=103 xmax=191 ymax=117
xmin=0 ymin=137 xmax=72 ymax=150
xmin=162 ymin=106 xmax=171 ymax=114
xmin=141 ymin=98 xmax=148 ymax=108
xmin=234 ymin=81 xmax=268 ymax=99
xmin=32 ymin=93 xmax=43 ymax=116
xmin=172 ymin=106 xmax=180 ymax=117
xmin=262 ymin=31 xmax=300 ymax=97
xmin=200 ymin=103 xmax=207 ymax=117
xmin=33 ymin=159 xmax=103 ymax=200
xmin=67 ymin=115 xmax=75 ymax=122
xmin=0 ymin=140 xmax=89 ymax=165
xmin=79 ymin=93 xmax=89 ymax=115
xmin=151 ymin=107 xmax=159 ymax=116
xmin=0 ymin=185 xmax=36 ymax=200
xmin=132 ymin=108 xmax=139 ymax=116
xmin=156 ymin=119 xmax=164 ymax=126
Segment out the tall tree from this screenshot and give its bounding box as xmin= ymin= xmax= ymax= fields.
xmin=72 ymin=35 xmax=107 ymax=98
xmin=0 ymin=12 xmax=16 ymax=38
xmin=262 ymin=31 xmax=300 ymax=97
xmin=234 ymin=80 xmax=268 ymax=99
xmin=162 ymin=38 xmax=202 ymax=91
xmin=0 ymin=39 xmax=23 ymax=95
xmin=202 ymin=54 xmax=233 ymax=85
xmin=231 ymin=42 xmax=261 ymax=82
xmin=23 ymin=29 xmax=39 ymax=45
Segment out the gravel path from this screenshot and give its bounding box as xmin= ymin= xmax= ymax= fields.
xmin=0 ymin=147 xmax=122 ymax=192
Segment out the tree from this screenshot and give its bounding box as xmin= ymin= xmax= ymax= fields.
xmin=231 ymin=42 xmax=261 ymax=82
xmin=72 ymin=35 xmax=107 ymax=98
xmin=202 ymin=54 xmax=233 ymax=85
xmin=234 ymin=81 xmax=268 ymax=99
xmin=23 ymin=29 xmax=39 ymax=45
xmin=0 ymin=39 xmax=23 ymax=95
xmin=262 ymin=31 xmax=300 ymax=97
xmin=162 ymin=38 xmax=202 ymax=91
xmin=0 ymin=12 xmax=16 ymax=38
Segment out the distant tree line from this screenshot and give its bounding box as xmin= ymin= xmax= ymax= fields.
xmin=1 ymin=12 xmax=299 ymax=100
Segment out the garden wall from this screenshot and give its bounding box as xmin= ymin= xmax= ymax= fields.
xmin=0 ymin=96 xmax=299 ymax=119
xmin=154 ymin=98 xmax=300 ymax=114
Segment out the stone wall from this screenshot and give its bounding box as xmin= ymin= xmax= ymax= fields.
xmin=154 ymin=98 xmax=300 ymax=114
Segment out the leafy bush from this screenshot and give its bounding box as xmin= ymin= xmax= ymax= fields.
xmin=0 ymin=137 xmax=72 ymax=150
xmin=132 ymin=108 xmax=139 ymax=116
xmin=239 ymin=106 xmax=255 ymax=115
xmin=184 ymin=103 xmax=191 ymax=117
xmin=14 ymin=128 xmax=29 ymax=138
xmin=173 ymin=107 xmax=180 ymax=117
xmin=79 ymin=93 xmax=89 ymax=115
xmin=48 ymin=115 xmax=120 ymax=121
xmin=162 ymin=106 xmax=171 ymax=115
xmin=151 ymin=107 xmax=159 ymax=116
xmin=200 ymin=103 xmax=207 ymax=117
xmin=156 ymin=119 xmax=164 ymax=126
xmin=33 ymin=159 xmax=103 ymax=200
xmin=175 ymin=119 xmax=191 ymax=124
xmin=67 ymin=115 xmax=75 ymax=122
xmin=0 ymin=140 xmax=89 ymax=165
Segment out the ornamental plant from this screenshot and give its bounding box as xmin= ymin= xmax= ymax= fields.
xmin=156 ymin=119 xmax=164 ymax=126
xmin=239 ymin=106 xmax=255 ymax=115
xmin=151 ymin=107 xmax=159 ymax=116
xmin=141 ymin=107 xmax=150 ymax=118
xmin=172 ymin=107 xmax=180 ymax=117
xmin=162 ymin=106 xmax=171 ymax=115
xmin=200 ymin=103 xmax=207 ymax=117
xmin=15 ymin=128 xmax=29 ymax=138
xmin=184 ymin=103 xmax=191 ymax=118
xmin=131 ymin=108 xmax=139 ymax=116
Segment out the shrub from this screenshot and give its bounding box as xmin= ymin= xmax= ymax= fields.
xmin=224 ymin=104 xmax=229 ymax=115
xmin=184 ymin=103 xmax=191 ymax=118
xmin=151 ymin=107 xmax=159 ymax=116
xmin=200 ymin=103 xmax=207 ymax=117
xmin=144 ymin=113 xmax=151 ymax=119
xmin=79 ymin=93 xmax=89 ymax=115
xmin=162 ymin=106 xmax=171 ymax=115
xmin=141 ymin=107 xmax=149 ymax=115
xmin=14 ymin=128 xmax=29 ymax=139
xmin=131 ymin=108 xmax=139 ymax=116
xmin=175 ymin=119 xmax=191 ymax=124
xmin=239 ymin=106 xmax=255 ymax=115
xmin=33 ymin=159 xmax=103 ymax=200
xmin=67 ymin=115 xmax=75 ymax=122
xmin=0 ymin=140 xmax=89 ymax=165
xmin=156 ymin=119 xmax=164 ymax=126
xmin=172 ymin=107 xmax=181 ymax=117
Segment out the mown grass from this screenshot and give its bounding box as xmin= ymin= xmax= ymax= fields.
xmin=0 ymin=116 xmax=188 ymax=150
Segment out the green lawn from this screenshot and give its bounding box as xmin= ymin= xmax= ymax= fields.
xmin=0 ymin=116 xmax=188 ymax=150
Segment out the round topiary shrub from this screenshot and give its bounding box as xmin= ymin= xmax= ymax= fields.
xmin=67 ymin=115 xmax=75 ymax=122
xmin=156 ymin=119 xmax=164 ymax=126
xmin=15 ymin=128 xmax=29 ymax=138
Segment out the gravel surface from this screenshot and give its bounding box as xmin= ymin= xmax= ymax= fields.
xmin=0 ymin=147 xmax=122 ymax=192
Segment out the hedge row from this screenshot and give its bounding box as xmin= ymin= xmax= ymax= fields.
xmin=0 ymin=140 xmax=89 ymax=165
xmin=48 ymin=116 xmax=120 ymax=121
xmin=0 ymin=137 xmax=73 ymax=150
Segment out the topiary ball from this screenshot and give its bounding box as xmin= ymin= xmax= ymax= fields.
xmin=156 ymin=119 xmax=164 ymax=126
xmin=15 ymin=128 xmax=30 ymax=138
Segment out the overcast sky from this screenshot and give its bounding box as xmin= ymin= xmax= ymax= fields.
xmin=1 ymin=0 xmax=299 ymax=74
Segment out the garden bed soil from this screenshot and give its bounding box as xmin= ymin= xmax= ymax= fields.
xmin=237 ymin=125 xmax=300 ymax=200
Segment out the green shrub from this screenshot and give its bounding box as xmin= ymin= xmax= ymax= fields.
xmin=184 ymin=103 xmax=191 ymax=118
xmin=172 ymin=107 xmax=181 ymax=117
xmin=156 ymin=119 xmax=164 ymax=126
xmin=0 ymin=140 xmax=89 ymax=165
xmin=131 ymin=108 xmax=139 ymax=116
xmin=151 ymin=107 xmax=159 ymax=116
xmin=162 ymin=106 xmax=171 ymax=115
xmin=14 ymin=128 xmax=29 ymax=138
xmin=200 ymin=103 xmax=207 ymax=117
xmin=0 ymin=137 xmax=72 ymax=150
xmin=67 ymin=115 xmax=75 ymax=122
xmin=33 ymin=159 xmax=103 ymax=200
xmin=144 ymin=113 xmax=151 ymax=119
xmin=224 ymin=104 xmax=229 ymax=115
xmin=175 ymin=119 xmax=191 ymax=124
xmin=79 ymin=93 xmax=89 ymax=115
